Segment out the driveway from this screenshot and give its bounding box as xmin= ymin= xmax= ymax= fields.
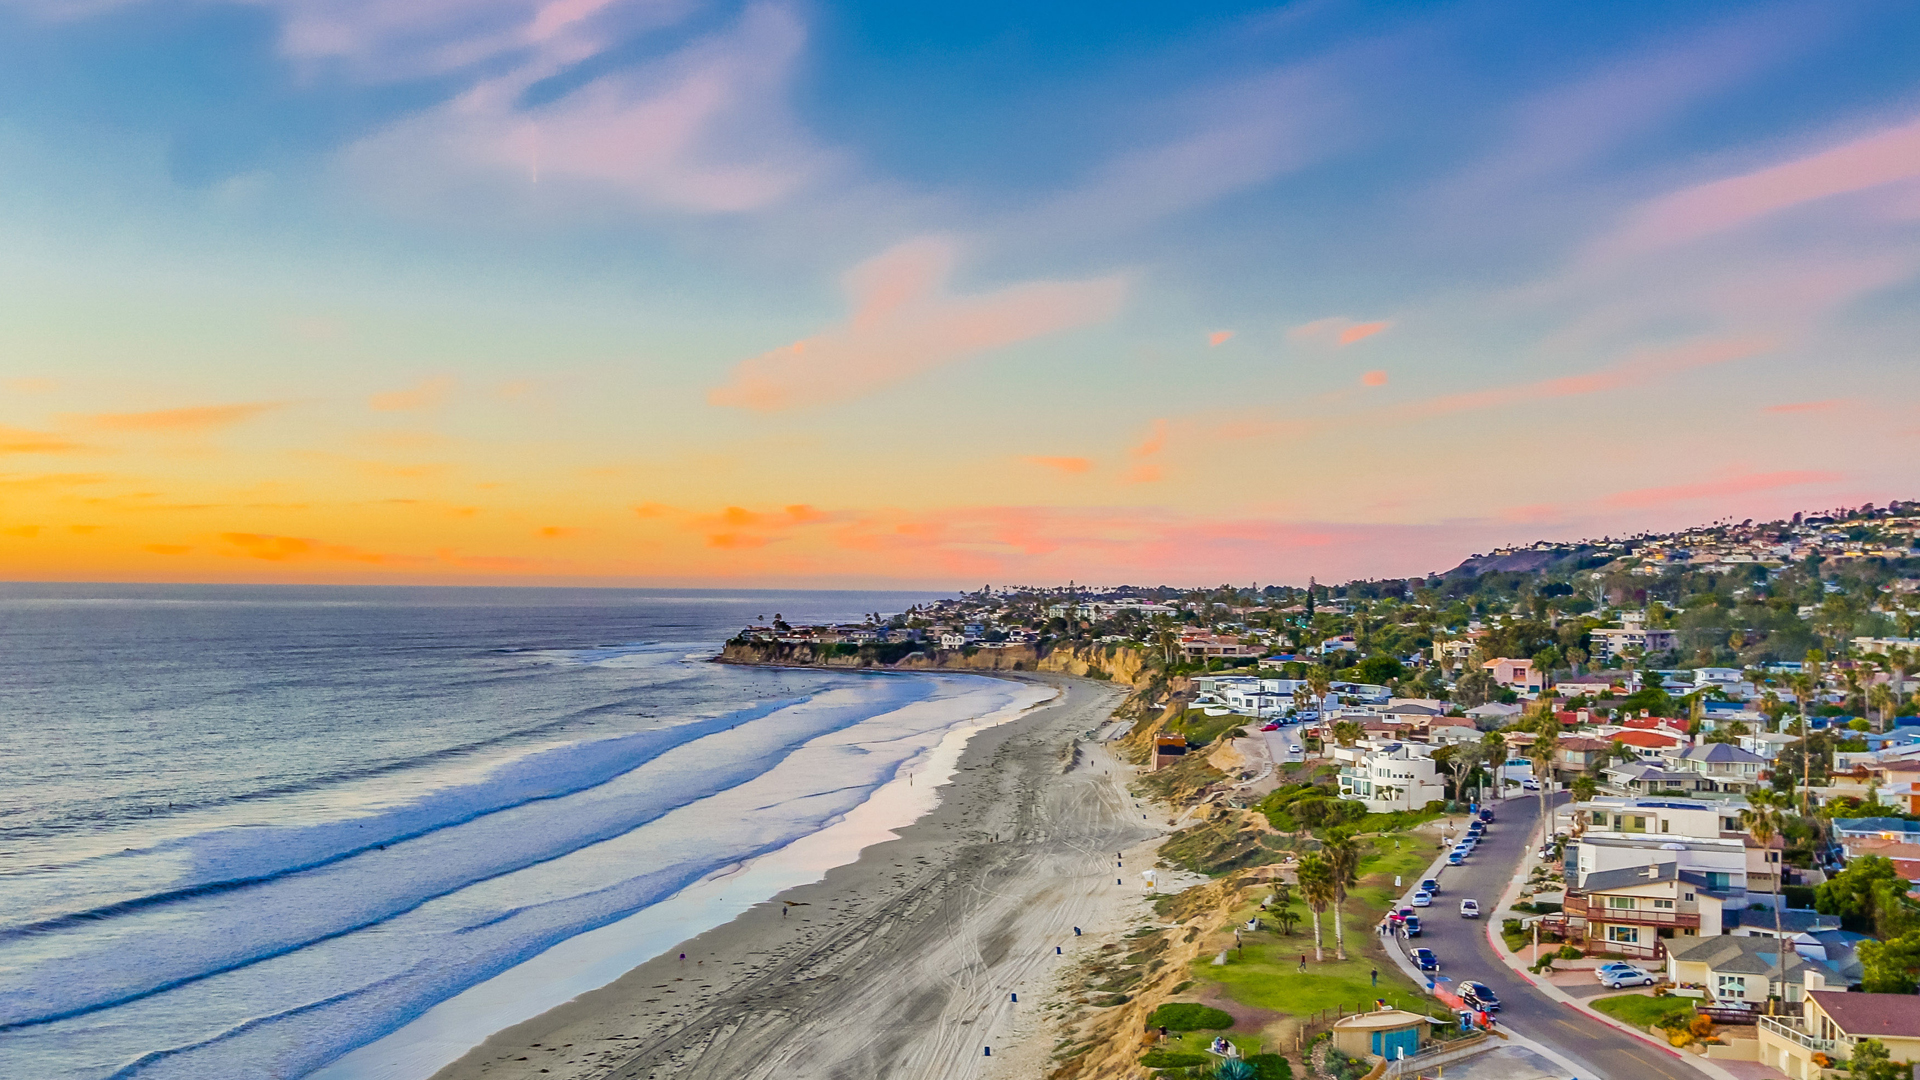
xmin=1385 ymin=795 xmax=1702 ymax=1080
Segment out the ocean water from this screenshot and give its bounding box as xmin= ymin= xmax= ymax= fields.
xmin=0 ymin=585 xmax=1036 ymax=1080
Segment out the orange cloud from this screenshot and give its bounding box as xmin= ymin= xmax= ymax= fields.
xmin=1602 ymin=470 xmax=1842 ymax=509
xmin=3 ymin=525 xmax=41 ymax=538
xmin=1401 ymin=336 xmax=1769 ymax=419
xmin=1022 ymin=455 xmax=1092 ymax=474
xmin=221 ymin=532 xmax=413 ymax=564
xmin=1289 ymin=316 xmax=1392 ymax=346
xmin=1764 ymin=399 xmax=1843 ymax=414
xmin=79 ymin=403 xmax=280 ymax=433
xmin=709 ymin=237 xmax=1126 ymax=411
xmin=144 ymin=543 xmax=192 ymax=555
xmin=0 ymin=426 xmax=84 ymax=454
xmin=1131 ymin=419 xmax=1168 ymax=458
xmin=370 ymin=377 xmax=455 ymax=412
xmin=1338 ymin=321 xmax=1391 ymax=345
xmin=1361 ymin=370 xmax=1388 ymax=386
xmin=1209 ymin=330 xmax=1234 ymax=346
xmin=708 ymin=533 xmax=770 ymax=549
xmin=538 ymin=526 xmax=580 ymax=538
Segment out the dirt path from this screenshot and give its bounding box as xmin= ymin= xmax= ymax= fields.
xmin=431 ymin=675 xmax=1165 ymax=1080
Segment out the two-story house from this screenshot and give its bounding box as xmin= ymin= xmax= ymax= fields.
xmin=1759 ymin=991 xmax=1920 ymax=1080
xmin=1337 ymin=743 xmax=1444 ymax=813
xmin=1675 ymin=742 xmax=1768 ymax=792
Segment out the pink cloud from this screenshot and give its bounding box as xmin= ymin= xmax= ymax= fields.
xmin=1400 ymin=335 xmax=1769 ymax=419
xmin=1763 ymin=399 xmax=1844 ymax=414
xmin=709 ymin=237 xmax=1126 ymax=411
xmin=1023 ymin=455 xmax=1092 ymax=475
xmin=1209 ymin=330 xmax=1234 ymax=346
xmin=1290 ymin=316 xmax=1392 ymax=346
xmin=1360 ymin=370 xmax=1388 ymax=387
xmin=1601 ymin=470 xmax=1843 ymax=509
xmin=1338 ymin=320 xmax=1391 ymax=345
xmin=1599 ymin=112 xmax=1920 ymax=257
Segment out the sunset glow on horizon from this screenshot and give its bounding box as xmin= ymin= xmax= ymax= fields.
xmin=2 ymin=0 xmax=1918 ymax=587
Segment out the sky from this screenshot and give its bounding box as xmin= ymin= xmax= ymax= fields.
xmin=1 ymin=0 xmax=1918 ymax=587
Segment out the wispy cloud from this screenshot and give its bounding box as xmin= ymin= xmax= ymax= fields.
xmin=0 ymin=426 xmax=84 ymax=454
xmin=77 ymin=403 xmax=281 ymax=433
xmin=709 ymin=236 xmax=1125 ymax=411
xmin=221 ymin=532 xmax=417 ymax=564
xmin=1397 ymin=336 xmax=1769 ymax=419
xmin=1290 ymin=316 xmax=1392 ymax=346
xmin=369 ymin=377 xmax=454 ymax=412
xmin=1022 ymin=455 xmax=1092 ymax=475
xmin=1601 ymin=470 xmax=1843 ymax=509
xmin=1209 ymin=330 xmax=1234 ymax=346
xmin=1595 ymin=111 xmax=1920 ymax=259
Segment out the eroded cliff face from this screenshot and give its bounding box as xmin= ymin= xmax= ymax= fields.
xmin=717 ymin=640 xmax=1151 ymax=687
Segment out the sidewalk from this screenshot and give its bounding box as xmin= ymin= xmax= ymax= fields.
xmin=1482 ymin=816 xmax=1741 ymax=1080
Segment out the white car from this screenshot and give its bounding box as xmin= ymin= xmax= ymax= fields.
xmin=1522 ymin=779 xmax=1540 ymax=790
xmin=1289 ymin=744 xmax=1304 ymax=756
xmin=1459 ymin=899 xmax=1480 ymax=918
xmin=1601 ymin=966 xmax=1658 ymax=989
xmin=1410 ymin=890 xmax=1432 ymax=907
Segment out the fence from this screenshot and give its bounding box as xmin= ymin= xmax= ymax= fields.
xmin=1382 ymin=1033 xmax=1497 ymax=1078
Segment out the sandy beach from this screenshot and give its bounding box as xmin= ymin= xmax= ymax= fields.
xmin=429 ymin=674 xmax=1165 ymax=1080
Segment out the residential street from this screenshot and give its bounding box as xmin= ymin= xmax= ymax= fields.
xmin=1388 ymin=793 xmax=1702 ymax=1080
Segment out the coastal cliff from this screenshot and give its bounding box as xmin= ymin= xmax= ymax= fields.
xmin=718 ymin=639 xmax=1151 ymax=687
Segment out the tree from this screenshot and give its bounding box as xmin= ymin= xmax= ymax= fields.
xmin=1324 ymin=833 xmax=1360 ymax=962
xmin=1297 ymin=853 xmax=1335 ymax=963
xmin=1869 ymin=683 xmax=1896 ymax=734
xmin=1308 ymin=665 xmax=1333 ymax=709
xmin=1527 ymin=704 xmax=1560 ymax=830
xmin=1480 ymin=731 xmax=1507 ymax=798
xmin=1741 ymin=791 xmax=1790 ymax=1010
xmin=1332 ymin=720 xmax=1364 ymax=748
xmin=1858 ymin=931 xmax=1920 ymax=994
xmin=1846 ymin=1038 xmax=1917 ymax=1080
xmin=1816 ymin=856 xmax=1920 ymax=938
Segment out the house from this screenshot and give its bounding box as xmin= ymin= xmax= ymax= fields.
xmin=1465 ymin=701 xmax=1523 ymax=724
xmin=1737 ymin=731 xmax=1799 ymax=762
xmin=1181 ymin=634 xmax=1256 ymax=658
xmin=1602 ymin=759 xmax=1708 ymax=795
xmin=1553 ymin=736 xmax=1614 ymax=776
xmin=1832 ymin=817 xmax=1920 ymax=844
xmin=1590 ymin=626 xmax=1681 ymax=662
xmin=1337 ymin=743 xmax=1445 ymax=813
xmin=1607 ymin=729 xmax=1689 ymax=760
xmin=1791 ymin=929 xmax=1873 ymax=986
xmin=1320 ymin=635 xmax=1359 ymax=655
xmin=1758 ymin=991 xmax=1920 ymax=1080
xmin=1665 ymin=935 xmax=1841 ymax=1008
xmin=1557 ymin=673 xmax=1619 ymax=697
xmin=1427 ymin=723 xmax=1483 ymax=745
xmin=1565 ymin=862 xmax=1721 ymax=958
xmin=938 ymin=631 xmax=968 ymax=649
xmin=1483 ymin=657 xmax=1546 ymax=695
xmin=1675 ymin=742 xmax=1768 ymax=792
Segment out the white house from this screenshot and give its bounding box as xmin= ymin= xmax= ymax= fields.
xmin=1337 ymin=743 xmax=1444 ymax=813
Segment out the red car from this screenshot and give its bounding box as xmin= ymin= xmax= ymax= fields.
xmin=1261 ymin=721 xmax=1281 ymax=731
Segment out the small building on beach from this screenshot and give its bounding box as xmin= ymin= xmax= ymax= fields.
xmin=1330 ymin=1008 xmax=1427 ymax=1061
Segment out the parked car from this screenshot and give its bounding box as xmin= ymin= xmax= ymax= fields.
xmin=1401 ymin=915 xmax=1422 ymax=938
xmin=1419 ymin=878 xmax=1440 ymax=895
xmin=1411 ymin=890 xmax=1432 ymax=907
xmin=1411 ymin=947 xmax=1439 ymax=971
xmin=1522 ymin=779 xmax=1540 ymax=791
xmin=1289 ymin=744 xmax=1304 ymax=756
xmin=1601 ymin=966 xmax=1658 ymax=989
xmin=1466 ymin=823 xmax=1485 ymax=837
xmin=1260 ymin=721 xmax=1281 ymax=731
xmin=1594 ymin=961 xmax=1640 ymax=977
xmin=1447 ymin=852 xmax=1466 ymax=866
xmin=1396 ymin=907 xmax=1416 ymax=923
xmin=1459 ymin=899 xmax=1480 ymax=918
xmin=1461 ymin=982 xmax=1501 ymax=1011
xmin=1478 ymin=808 xmax=1495 ymax=823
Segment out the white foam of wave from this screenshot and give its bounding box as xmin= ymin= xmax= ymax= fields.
xmin=312 ymin=678 xmax=1057 ymax=1080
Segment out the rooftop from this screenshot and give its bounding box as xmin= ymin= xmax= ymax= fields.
xmin=1809 ymin=991 xmax=1920 ymax=1039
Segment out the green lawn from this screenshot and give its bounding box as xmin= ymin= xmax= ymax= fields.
xmin=1591 ymin=993 xmax=1695 ymax=1029
xmin=1204 ymin=938 xmax=1432 ymax=1017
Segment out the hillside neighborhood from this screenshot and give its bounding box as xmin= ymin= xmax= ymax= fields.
xmin=731 ymin=501 xmax=1920 ymax=1079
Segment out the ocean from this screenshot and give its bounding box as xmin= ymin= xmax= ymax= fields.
xmin=0 ymin=584 xmax=1042 ymax=1080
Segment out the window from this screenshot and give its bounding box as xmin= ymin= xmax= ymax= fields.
xmin=1653 ymin=899 xmax=1675 ymax=909
xmin=1716 ymin=975 xmax=1746 ymax=997
xmin=1706 ymin=872 xmax=1731 ymax=890
xmin=1607 ymin=896 xmax=1636 ymax=909
xmin=1660 ymin=819 xmax=1670 ymax=832
xmin=1608 ymin=925 xmax=1640 ymax=944
xmin=1684 ymin=892 xmax=1695 ymax=901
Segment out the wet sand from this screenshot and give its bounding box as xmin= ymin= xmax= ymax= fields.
xmin=428 ymin=674 xmax=1166 ymax=1080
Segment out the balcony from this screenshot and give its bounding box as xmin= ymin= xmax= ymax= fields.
xmin=1564 ymin=895 xmax=1700 ymax=928
xmin=1760 ymin=1016 xmax=1838 ymax=1055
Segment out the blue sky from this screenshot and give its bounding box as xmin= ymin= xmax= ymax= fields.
xmin=1 ymin=0 xmax=1917 ymax=585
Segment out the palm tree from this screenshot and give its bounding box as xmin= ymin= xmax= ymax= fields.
xmin=1332 ymin=720 xmax=1364 ymax=748
xmin=1480 ymin=731 xmax=1507 ymax=800
xmin=1869 ymin=684 xmax=1896 ymax=734
xmin=1528 ymin=706 xmax=1560 ymax=833
xmin=1741 ymin=792 xmax=1789 ymax=1012
xmin=1298 ymin=853 xmax=1334 ymax=963
xmin=1324 ymin=833 xmax=1360 ymax=962
xmin=1308 ymin=665 xmax=1333 ymax=710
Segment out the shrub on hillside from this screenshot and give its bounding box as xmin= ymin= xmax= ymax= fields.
xmin=1246 ymin=1053 xmax=1294 ymax=1080
xmin=1146 ymin=1002 xmax=1235 ymax=1030
xmin=1138 ymin=1050 xmax=1211 ymax=1069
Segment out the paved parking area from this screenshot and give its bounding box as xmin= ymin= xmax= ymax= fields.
xmin=1427 ymin=1045 xmax=1566 ymax=1080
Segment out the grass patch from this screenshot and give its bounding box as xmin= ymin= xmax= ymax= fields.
xmin=1203 ymin=937 xmax=1430 ymax=1018
xmin=1148 ymin=1003 xmax=1234 ymax=1030
xmin=1591 ymin=993 xmax=1695 ymax=1029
